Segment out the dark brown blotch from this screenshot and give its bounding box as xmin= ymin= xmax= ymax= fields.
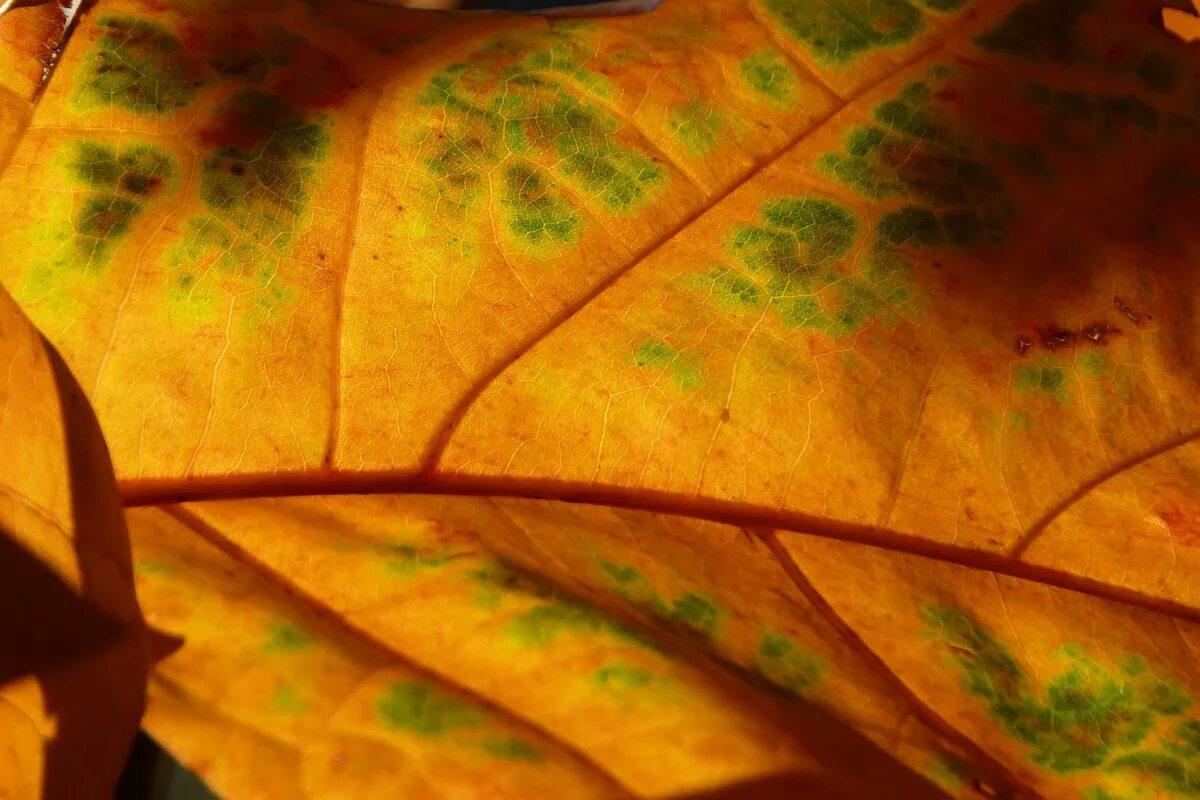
xmin=1039 ymin=326 xmax=1075 ymax=351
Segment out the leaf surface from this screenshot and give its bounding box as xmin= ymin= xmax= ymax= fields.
xmin=1 ymin=0 xmax=1199 ymax=795
xmin=0 ymin=283 xmax=146 ymax=799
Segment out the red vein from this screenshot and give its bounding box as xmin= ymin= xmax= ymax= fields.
xmin=119 ymin=471 xmax=1200 ymax=625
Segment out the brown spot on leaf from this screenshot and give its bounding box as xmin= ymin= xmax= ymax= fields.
xmin=1039 ymin=327 xmax=1075 ymax=351
xmin=118 ymin=173 xmax=162 ymax=196
xmin=720 ymin=408 xmax=731 ymax=423
xmin=1114 ymin=296 xmax=1150 ymax=327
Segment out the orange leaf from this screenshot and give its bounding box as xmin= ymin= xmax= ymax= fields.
xmin=0 ymin=285 xmax=147 ymax=799
xmin=2 ymin=0 xmax=1200 ymax=795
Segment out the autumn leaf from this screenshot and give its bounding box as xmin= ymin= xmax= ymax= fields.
xmin=1 ymin=0 xmax=1199 ymax=795
xmin=0 ymin=283 xmax=147 ymax=798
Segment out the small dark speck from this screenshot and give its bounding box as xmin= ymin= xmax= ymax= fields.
xmin=396 ymin=205 xmax=404 ymax=211
xmin=372 ymin=254 xmax=380 ymax=261
xmin=720 ymin=408 xmax=731 ymax=423
xmin=1082 ymin=321 xmax=1119 ymax=345
xmin=1016 ymin=336 xmax=1032 ymax=356
xmin=318 ymin=251 xmax=327 ymax=261
xmin=1040 ymin=327 xmax=1075 ymax=351
xmin=1113 ymin=296 xmax=1148 ymax=326
xmin=965 ymin=506 xmax=977 ymax=521
xmin=230 ymin=163 xmax=246 ymax=177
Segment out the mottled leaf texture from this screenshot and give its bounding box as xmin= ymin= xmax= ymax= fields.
xmin=0 ymin=284 xmax=146 ymax=799
xmin=1 ymin=0 xmax=1199 ymax=795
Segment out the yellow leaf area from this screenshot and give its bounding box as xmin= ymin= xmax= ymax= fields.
xmin=132 ymin=493 xmax=1200 ymax=800
xmin=0 ymin=284 xmax=146 ymax=799
xmin=2 ymin=0 xmax=1200 ymax=796
xmin=133 ymin=496 xmax=1009 ymax=798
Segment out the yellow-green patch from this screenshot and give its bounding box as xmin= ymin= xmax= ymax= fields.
xmin=632 ymin=339 xmax=703 ymax=391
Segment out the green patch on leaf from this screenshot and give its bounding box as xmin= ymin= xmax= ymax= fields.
xmin=762 ymin=0 xmax=925 ymax=66
xmin=739 ymin=50 xmax=798 ymax=104
xmin=926 ymin=755 xmax=971 ymax=790
xmin=924 ymin=604 xmax=1196 ymax=783
xmin=501 ymin=162 xmax=581 ymax=249
xmin=1014 ymin=357 xmax=1070 ymax=404
xmin=593 ymin=662 xmax=654 ymax=690
xmin=878 ymin=206 xmax=942 ymax=247
xmin=167 ymin=90 xmax=330 ymax=323
xmin=269 ymin=684 xmax=310 ymax=715
xmin=263 ymin=621 xmax=313 ymax=653
xmin=481 ymin=737 xmax=544 ymax=762
xmin=418 ymin=29 xmax=664 ymax=225
xmin=734 ymin=196 xmax=855 ymax=280
xmin=668 ymin=592 xmax=722 ymax=636
xmin=506 ymin=599 xmax=654 ymax=649
xmin=686 ymin=268 xmax=764 ymax=310
xmin=756 ymin=631 xmax=825 ymax=695
xmin=378 ymin=542 xmax=452 ymax=576
xmin=133 ymin=559 xmax=173 ymax=577
xmin=975 ymin=0 xmax=1094 ymax=64
xmin=632 ymin=339 xmax=703 ymax=391
xmin=595 ymin=559 xmax=722 ymax=637
xmin=1006 ymin=408 xmax=1034 ymax=435
xmin=669 ymin=100 xmax=723 ymax=154
xmin=818 ymin=76 xmax=1011 ymax=250
xmin=729 ymin=196 xmax=917 ymax=336
xmin=59 ymin=141 xmax=175 ymax=266
xmin=376 ymin=681 xmax=484 ymax=736
xmin=1078 ymin=351 xmax=1113 ymax=379
xmin=77 ymin=15 xmax=205 ymax=114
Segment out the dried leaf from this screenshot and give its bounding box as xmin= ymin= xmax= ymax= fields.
xmin=1 ymin=0 xmax=1199 ymax=795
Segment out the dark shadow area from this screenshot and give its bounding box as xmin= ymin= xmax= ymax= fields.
xmin=115 ymin=731 xmax=219 ymax=800
xmin=0 ymin=533 xmax=123 ymax=682
xmin=32 ymin=340 xmax=149 ymax=800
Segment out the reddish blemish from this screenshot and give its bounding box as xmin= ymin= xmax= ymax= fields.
xmin=1156 ymin=503 xmax=1200 ymax=547
xmin=270 ymin=40 xmax=360 ymax=110
xmin=198 ymin=102 xmax=280 ymax=150
xmin=195 ymin=22 xmax=259 ymax=53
